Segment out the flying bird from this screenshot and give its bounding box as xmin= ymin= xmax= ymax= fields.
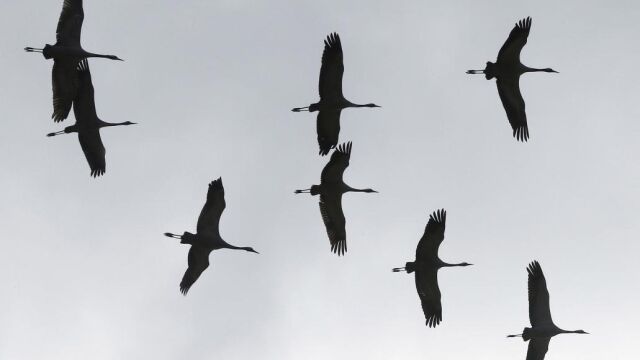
xmin=291 ymin=33 xmax=380 ymax=155
xmin=393 ymin=209 xmax=472 ymax=327
xmin=25 ymin=0 xmax=123 ymax=123
xmin=47 ymin=59 xmax=135 ymax=177
xmin=165 ymin=178 xmax=259 ymax=295
xmin=507 ymin=261 xmax=588 ymax=360
xmin=295 ymin=142 xmax=377 ymax=255
xmin=467 ymin=17 xmax=558 ymax=141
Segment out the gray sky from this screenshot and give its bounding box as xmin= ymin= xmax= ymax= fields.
xmin=0 ymin=0 xmax=639 ymax=359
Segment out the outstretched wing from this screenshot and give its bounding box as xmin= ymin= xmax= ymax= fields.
xmin=415 ymin=209 xmax=446 ymax=262
xmin=321 ymin=142 xmax=351 ymax=184
xmin=318 ymin=32 xmax=344 ymax=101
xmin=180 ymin=246 xmax=211 ymax=295
xmin=56 ymin=0 xmax=84 ymax=47
xmin=319 ymin=193 xmax=346 ymax=255
xmin=316 ymin=109 xmax=342 ymax=156
xmin=496 ymin=77 xmax=529 ymax=141
xmin=78 ymin=128 xmax=105 ymax=177
xmin=415 ymin=266 xmax=442 ymax=327
xmin=497 ymin=17 xmax=531 ymax=64
xmin=526 ymin=338 xmax=550 ymax=360
xmin=73 ymin=59 xmax=98 ymax=123
xmin=197 ymin=178 xmax=226 ymax=236
xmin=527 ymin=261 xmax=553 ymax=326
xmin=51 ymin=59 xmax=79 ymax=122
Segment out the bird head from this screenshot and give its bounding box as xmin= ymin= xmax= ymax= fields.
xmin=364 ymin=188 xmax=378 ymax=193
xmin=366 ymin=103 xmax=381 ymax=108
xmin=108 ymin=55 xmax=124 ymax=61
xmin=574 ymin=330 xmax=589 ymax=334
xmin=123 ymin=121 xmax=137 ymax=125
xmin=245 ymin=247 xmax=259 ymax=254
xmin=545 ymin=68 xmax=559 ymax=73
xmin=460 ymin=262 xmax=473 ymax=266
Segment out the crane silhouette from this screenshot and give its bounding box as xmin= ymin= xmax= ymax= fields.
xmin=164 ymin=178 xmax=259 ymax=295
xmin=25 ymin=0 xmax=123 ymax=123
xmin=291 ymin=33 xmax=380 ymax=155
xmin=392 ymin=209 xmax=472 ymax=327
xmin=507 ymin=261 xmax=588 ymax=360
xmin=46 ymin=59 xmax=135 ymax=177
xmin=467 ymin=17 xmax=557 ymax=142
xmin=295 ymin=142 xmax=377 ymax=255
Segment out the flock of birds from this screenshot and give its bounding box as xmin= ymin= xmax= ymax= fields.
xmin=24 ymin=1 xmax=586 ymax=359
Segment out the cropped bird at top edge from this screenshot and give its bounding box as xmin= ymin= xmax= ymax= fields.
xmin=294 ymin=142 xmax=377 ymax=256
xmin=164 ymin=178 xmax=259 ymax=296
xmin=25 ymin=0 xmax=123 ymax=123
xmin=507 ymin=261 xmax=588 ymax=360
xmin=467 ymin=17 xmax=558 ymax=142
xmin=393 ymin=209 xmax=472 ymax=328
xmin=46 ymin=59 xmax=135 ymax=177
xmin=291 ymin=33 xmax=380 ymax=156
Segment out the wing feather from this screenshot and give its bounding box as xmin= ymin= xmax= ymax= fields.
xmin=527 ymin=261 xmax=553 ymax=326
xmin=496 ymin=77 xmax=529 ymax=141
xmin=497 ymin=17 xmax=531 ymax=64
xmin=180 ymin=246 xmax=211 ymax=295
xmin=526 ymin=338 xmax=550 ymax=360
xmin=51 ymin=60 xmax=79 ymax=122
xmin=319 ymin=194 xmax=346 ymax=255
xmin=316 ymin=109 xmax=342 ymax=156
xmin=78 ymin=129 xmax=105 ymax=177
xmin=415 ymin=266 xmax=442 ymax=327
xmin=196 ymin=178 xmax=226 ymax=236
xmin=56 ymin=0 xmax=84 ymax=47
xmin=318 ymin=32 xmax=344 ymax=101
xmin=416 ymin=209 xmax=446 ymax=261
xmin=320 ymin=142 xmax=351 ymax=184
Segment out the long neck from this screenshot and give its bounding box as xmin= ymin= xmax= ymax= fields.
xmin=99 ymin=120 xmax=131 ymax=128
xmin=441 ymin=261 xmax=468 ymax=267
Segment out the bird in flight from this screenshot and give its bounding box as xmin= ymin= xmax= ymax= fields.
xmin=47 ymin=59 xmax=135 ymax=177
xmin=291 ymin=33 xmax=380 ymax=155
xmin=393 ymin=209 xmax=472 ymax=327
xmin=295 ymin=142 xmax=377 ymax=255
xmin=467 ymin=17 xmax=558 ymax=142
xmin=25 ymin=0 xmax=123 ymax=123
xmin=165 ymin=178 xmax=259 ymax=295
xmin=507 ymin=261 xmax=588 ymax=360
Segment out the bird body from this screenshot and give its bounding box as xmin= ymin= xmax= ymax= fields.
xmin=467 ymin=17 xmax=557 ymax=141
xmin=393 ymin=210 xmax=472 ymax=327
xmin=25 ymin=0 xmax=123 ymax=122
xmin=47 ymin=59 xmax=135 ymax=177
xmin=295 ymin=142 xmax=377 ymax=255
xmin=164 ymin=178 xmax=259 ymax=295
xmin=292 ymin=33 xmax=380 ymax=155
xmin=508 ymin=261 xmax=588 ymax=360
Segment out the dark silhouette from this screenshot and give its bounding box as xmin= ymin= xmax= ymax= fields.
xmin=47 ymin=60 xmax=135 ymax=177
xmin=508 ymin=261 xmax=588 ymax=360
xmin=295 ymin=142 xmax=377 ymax=255
xmin=25 ymin=0 xmax=123 ymax=122
xmin=165 ymin=178 xmax=259 ymax=295
xmin=467 ymin=17 xmax=558 ymax=141
xmin=291 ymin=33 xmax=380 ymax=155
xmin=393 ymin=210 xmax=472 ymax=327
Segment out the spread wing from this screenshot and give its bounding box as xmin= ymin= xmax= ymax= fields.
xmin=73 ymin=59 xmax=97 ymax=122
xmin=526 ymin=338 xmax=550 ymax=360
xmin=318 ymin=32 xmax=344 ymax=101
xmin=497 ymin=17 xmax=531 ymax=64
xmin=316 ymin=109 xmax=342 ymax=156
xmin=319 ymin=193 xmax=346 ymax=255
xmin=496 ymin=77 xmax=529 ymax=141
xmin=51 ymin=59 xmax=80 ymax=122
xmin=56 ymin=0 xmax=84 ymax=47
xmin=321 ymin=142 xmax=351 ymax=184
xmin=196 ymin=178 xmax=226 ymax=236
xmin=180 ymin=246 xmax=211 ymax=295
xmin=78 ymin=128 xmax=105 ymax=177
xmin=415 ymin=266 xmax=442 ymax=327
xmin=415 ymin=209 xmax=446 ymax=262
xmin=527 ymin=261 xmax=553 ymax=327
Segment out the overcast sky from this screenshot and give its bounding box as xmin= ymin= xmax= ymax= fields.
xmin=0 ymin=0 xmax=639 ymax=359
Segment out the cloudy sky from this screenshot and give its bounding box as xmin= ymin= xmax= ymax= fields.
xmin=0 ymin=0 xmax=638 ymax=359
